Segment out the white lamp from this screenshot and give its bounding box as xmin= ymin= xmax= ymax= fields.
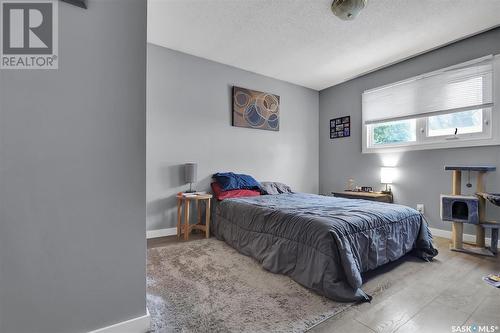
xmin=380 ymin=167 xmax=396 ymax=193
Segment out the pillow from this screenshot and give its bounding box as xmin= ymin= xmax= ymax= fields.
xmin=260 ymin=181 xmax=293 ymax=195
xmin=211 ymin=182 xmax=261 ymax=201
xmin=213 ymin=172 xmax=261 ymax=191
xmin=260 ymin=182 xmax=280 ymax=195
xmin=274 ymin=182 xmax=293 ymax=194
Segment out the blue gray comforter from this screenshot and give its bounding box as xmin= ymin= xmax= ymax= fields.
xmin=213 ymin=193 xmax=437 ymax=302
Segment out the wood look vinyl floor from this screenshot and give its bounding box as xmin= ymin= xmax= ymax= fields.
xmin=147 ymin=236 xmax=500 ymax=333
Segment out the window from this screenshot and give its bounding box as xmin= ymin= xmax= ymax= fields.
xmin=427 ymin=109 xmax=482 ymax=137
xmin=362 ymin=55 xmax=500 ymax=153
xmin=370 ymin=119 xmax=416 ymax=146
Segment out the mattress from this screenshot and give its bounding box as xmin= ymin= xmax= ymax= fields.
xmin=212 ymin=193 xmax=437 ymax=302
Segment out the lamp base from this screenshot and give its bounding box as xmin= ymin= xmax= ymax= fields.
xmin=381 ymin=184 xmax=391 ymax=194
xmin=185 ymin=182 xmax=196 ymax=193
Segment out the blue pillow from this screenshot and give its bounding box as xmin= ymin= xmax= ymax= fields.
xmin=213 ymin=172 xmax=261 ymax=191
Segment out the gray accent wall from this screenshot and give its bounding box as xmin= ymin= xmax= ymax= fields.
xmin=319 ymin=28 xmax=500 ymax=236
xmin=147 ymin=44 xmax=319 ymax=232
xmin=0 ymin=1 xmax=146 ymax=332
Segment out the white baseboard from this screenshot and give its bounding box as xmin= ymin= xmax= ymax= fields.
xmin=88 ymin=309 xmax=150 ymax=333
xmin=146 ymin=227 xmax=177 ymax=239
xmin=429 ymin=227 xmax=499 ymax=249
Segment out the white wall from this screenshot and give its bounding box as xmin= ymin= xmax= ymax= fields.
xmin=147 ymin=44 xmax=319 ymax=232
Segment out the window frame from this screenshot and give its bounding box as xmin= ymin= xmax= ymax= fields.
xmin=362 ymin=55 xmax=500 ymax=154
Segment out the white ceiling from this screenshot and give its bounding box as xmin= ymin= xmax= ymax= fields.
xmin=148 ymin=0 xmax=500 ymax=91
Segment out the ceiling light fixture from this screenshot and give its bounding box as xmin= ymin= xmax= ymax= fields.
xmin=331 ymin=0 xmax=367 ymax=20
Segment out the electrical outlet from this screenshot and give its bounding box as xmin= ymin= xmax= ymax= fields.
xmin=416 ymin=204 xmax=425 ymax=214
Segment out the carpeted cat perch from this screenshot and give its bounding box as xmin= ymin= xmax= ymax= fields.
xmin=476 ymin=192 xmax=500 ymax=207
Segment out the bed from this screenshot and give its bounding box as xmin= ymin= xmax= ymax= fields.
xmin=212 ymin=192 xmax=437 ymax=302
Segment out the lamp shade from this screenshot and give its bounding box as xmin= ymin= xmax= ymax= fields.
xmin=380 ymin=167 xmax=395 ymax=184
xmin=184 ymin=163 xmax=197 ymax=183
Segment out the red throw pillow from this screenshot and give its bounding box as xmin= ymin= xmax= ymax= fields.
xmin=211 ymin=182 xmax=261 ymax=200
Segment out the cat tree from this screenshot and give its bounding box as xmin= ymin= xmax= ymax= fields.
xmin=443 ymin=165 xmax=498 ymax=256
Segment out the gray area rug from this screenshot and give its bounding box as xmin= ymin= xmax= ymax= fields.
xmin=147 ymin=238 xmax=422 ymax=333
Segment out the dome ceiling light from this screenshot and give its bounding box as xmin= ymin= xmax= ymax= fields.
xmin=331 ymin=0 xmax=367 ymax=20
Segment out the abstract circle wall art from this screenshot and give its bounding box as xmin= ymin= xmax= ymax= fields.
xmin=232 ymin=86 xmax=280 ymax=131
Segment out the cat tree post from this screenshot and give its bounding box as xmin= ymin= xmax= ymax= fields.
xmin=476 ymin=171 xmax=486 ymax=247
xmin=451 ymin=170 xmax=463 ymax=249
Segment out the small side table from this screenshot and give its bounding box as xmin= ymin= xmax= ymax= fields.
xmin=332 ymin=191 xmax=393 ymax=203
xmin=176 ymin=193 xmax=212 ymax=240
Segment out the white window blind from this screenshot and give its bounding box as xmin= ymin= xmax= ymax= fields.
xmin=362 ymin=56 xmax=494 ymax=125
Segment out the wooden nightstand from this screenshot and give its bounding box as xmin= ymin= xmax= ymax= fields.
xmin=332 ymin=191 xmax=393 ymax=203
xmin=176 ymin=193 xmax=212 ymax=240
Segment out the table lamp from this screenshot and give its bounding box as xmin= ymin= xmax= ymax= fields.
xmin=184 ymin=163 xmax=197 ymax=193
xmin=380 ymin=167 xmax=395 ymax=194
